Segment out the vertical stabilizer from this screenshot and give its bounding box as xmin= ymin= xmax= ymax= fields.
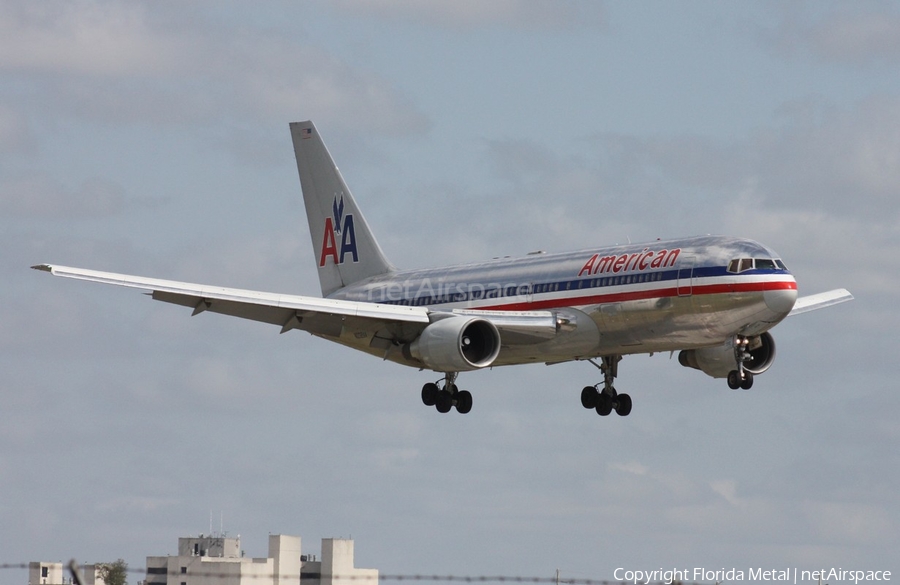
xmin=290 ymin=121 xmax=394 ymax=297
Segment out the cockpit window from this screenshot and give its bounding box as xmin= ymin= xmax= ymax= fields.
xmin=728 ymin=258 xmax=756 ymax=273
xmin=728 ymin=258 xmax=787 ymax=273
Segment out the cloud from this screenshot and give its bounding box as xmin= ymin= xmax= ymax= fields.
xmin=0 ymin=102 xmax=36 ymax=154
xmin=167 ymin=231 xmax=308 ymax=291
xmin=382 ymin=89 xmax=900 ymax=272
xmin=0 ymin=174 xmax=127 ymax=218
xmin=767 ymin=4 xmax=900 ymax=65
xmin=608 ymin=460 xmax=649 ymax=476
xmin=751 ymin=96 xmax=900 ymax=211
xmin=327 ymin=0 xmax=606 ymax=31
xmin=802 ymin=501 xmax=895 ymax=545
xmin=0 ymin=1 xmax=428 ymax=137
xmin=95 ymin=496 xmax=180 ymax=514
xmin=517 ymin=95 xmax=899 ymax=228
xmin=710 ymin=479 xmax=745 ymax=506
xmin=0 ymin=1 xmax=184 ymax=76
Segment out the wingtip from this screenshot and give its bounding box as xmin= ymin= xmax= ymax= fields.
xmin=31 ymin=264 xmax=53 ymax=272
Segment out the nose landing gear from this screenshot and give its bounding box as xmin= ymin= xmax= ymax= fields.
xmin=727 ymin=336 xmax=755 ymax=390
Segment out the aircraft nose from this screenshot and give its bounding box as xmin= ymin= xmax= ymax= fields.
xmin=764 ymin=288 xmax=798 ymax=315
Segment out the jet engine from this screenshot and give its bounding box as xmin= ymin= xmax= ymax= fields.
xmin=678 ymin=332 xmax=776 ymax=379
xmin=404 ymin=316 xmax=501 ymax=372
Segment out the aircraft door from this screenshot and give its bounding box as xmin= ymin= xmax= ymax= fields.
xmin=677 ymin=256 xmax=695 ymax=297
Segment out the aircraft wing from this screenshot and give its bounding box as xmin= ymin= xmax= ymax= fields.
xmin=31 ymin=264 xmax=560 ymax=343
xmin=789 ymin=288 xmax=854 ymax=316
xmin=32 ymin=264 xmax=431 ymax=338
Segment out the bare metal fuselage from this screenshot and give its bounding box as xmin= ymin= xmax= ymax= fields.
xmin=325 ymin=235 xmax=798 ymax=368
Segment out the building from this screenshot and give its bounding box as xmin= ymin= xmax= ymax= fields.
xmin=28 ymin=563 xmax=64 ymax=585
xmin=145 ymin=534 xmax=377 ymax=585
xmin=27 ymin=562 xmax=107 ymax=585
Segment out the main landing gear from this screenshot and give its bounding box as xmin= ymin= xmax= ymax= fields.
xmin=727 ymin=336 xmax=755 ymax=390
xmin=580 ymin=355 xmax=632 ymax=417
xmin=421 ymin=372 xmax=473 ymax=414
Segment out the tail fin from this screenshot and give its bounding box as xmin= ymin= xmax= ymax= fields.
xmin=290 ymin=121 xmax=395 ymax=297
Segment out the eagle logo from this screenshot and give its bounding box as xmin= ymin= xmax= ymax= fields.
xmin=319 ymin=193 xmax=358 ymax=267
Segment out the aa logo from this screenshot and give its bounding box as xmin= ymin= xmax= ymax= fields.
xmin=319 ymin=195 xmax=358 ymax=267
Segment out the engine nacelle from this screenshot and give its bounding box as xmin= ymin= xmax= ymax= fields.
xmin=405 ymin=316 xmax=501 ymax=372
xmin=678 ymin=332 xmax=776 ymax=379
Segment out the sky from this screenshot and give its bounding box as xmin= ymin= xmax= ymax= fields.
xmin=1 ymin=0 xmax=898 ymax=582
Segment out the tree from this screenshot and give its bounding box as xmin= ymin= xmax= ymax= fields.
xmin=97 ymin=559 xmax=128 ymax=585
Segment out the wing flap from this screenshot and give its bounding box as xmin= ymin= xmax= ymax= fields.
xmin=152 ymin=290 xmax=351 ymax=337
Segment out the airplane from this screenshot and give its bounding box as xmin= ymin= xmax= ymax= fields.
xmin=33 ymin=120 xmax=853 ymax=417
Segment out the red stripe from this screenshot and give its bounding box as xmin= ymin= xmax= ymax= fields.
xmin=478 ymin=280 xmax=797 ymax=312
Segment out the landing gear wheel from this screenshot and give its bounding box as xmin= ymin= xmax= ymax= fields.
xmin=615 ymin=393 xmax=632 ymax=416
xmin=435 ymin=389 xmax=453 ymax=413
xmin=421 ymin=383 xmax=439 ymax=406
xmin=740 ymin=373 xmax=754 ymax=390
xmin=455 ymin=390 xmax=473 ymax=414
xmin=596 ymin=393 xmax=613 ymax=416
xmin=585 ymin=355 xmax=626 ymax=419
xmin=581 ymin=386 xmax=598 ymax=409
xmin=727 ymin=370 xmax=742 ymax=390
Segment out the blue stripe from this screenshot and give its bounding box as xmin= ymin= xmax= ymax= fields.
xmin=375 ymin=266 xmax=791 ymax=307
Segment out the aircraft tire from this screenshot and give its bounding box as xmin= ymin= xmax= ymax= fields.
xmin=456 ymin=390 xmax=473 ymax=414
xmin=581 ymin=386 xmax=597 ymax=409
xmin=421 ymin=383 xmax=439 ymax=406
xmin=727 ymin=371 xmax=742 ymax=390
xmin=615 ymin=393 xmax=632 ymax=416
xmin=435 ymin=390 xmax=453 ymax=413
xmin=596 ymin=393 xmax=613 ymax=416
xmin=740 ymin=373 xmax=754 ymax=390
